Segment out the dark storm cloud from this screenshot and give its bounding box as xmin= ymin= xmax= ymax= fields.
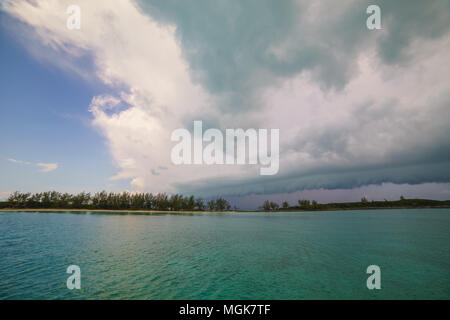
xmin=141 ymin=0 xmax=450 ymax=196
xmin=141 ymin=0 xmax=450 ymax=105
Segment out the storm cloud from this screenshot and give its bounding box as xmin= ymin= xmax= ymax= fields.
xmin=3 ymin=0 xmax=450 ymax=199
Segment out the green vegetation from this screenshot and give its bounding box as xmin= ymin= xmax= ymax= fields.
xmin=0 ymin=201 xmax=10 ymax=209
xmin=262 ymin=200 xmax=280 ymax=211
xmin=4 ymin=191 xmax=232 ymax=211
xmin=3 ymin=192 xmax=449 ymax=213
xmin=261 ymin=197 xmax=450 ymax=211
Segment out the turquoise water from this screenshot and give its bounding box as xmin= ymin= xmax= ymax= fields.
xmin=0 ymin=209 xmax=449 ymax=299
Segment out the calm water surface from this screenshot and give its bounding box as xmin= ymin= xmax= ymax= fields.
xmin=0 ymin=209 xmax=449 ymax=299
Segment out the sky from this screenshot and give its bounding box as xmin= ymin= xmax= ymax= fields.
xmin=1 ymin=0 xmax=450 ymax=208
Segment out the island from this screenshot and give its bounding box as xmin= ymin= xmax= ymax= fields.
xmin=1 ymin=191 xmax=449 ymax=213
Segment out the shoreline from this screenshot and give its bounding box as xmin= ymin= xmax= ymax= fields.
xmin=1 ymin=206 xmax=450 ymax=214
xmin=0 ymin=208 xmax=235 ymax=214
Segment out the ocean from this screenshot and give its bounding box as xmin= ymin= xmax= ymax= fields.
xmin=0 ymin=209 xmax=449 ymax=299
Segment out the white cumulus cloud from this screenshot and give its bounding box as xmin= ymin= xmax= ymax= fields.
xmin=7 ymin=158 xmax=58 ymax=173
xmin=7 ymin=158 xmax=32 ymax=165
xmin=36 ymin=162 xmax=58 ymax=173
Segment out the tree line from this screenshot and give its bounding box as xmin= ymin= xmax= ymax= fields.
xmin=2 ymin=192 xmax=449 ymax=212
xmin=4 ymin=191 xmax=233 ymax=211
xmin=261 ymin=199 xmax=321 ymax=211
xmin=261 ymin=197 xmax=450 ymax=211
